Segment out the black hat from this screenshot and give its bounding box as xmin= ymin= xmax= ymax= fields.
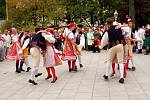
xmin=77 ymin=24 xmax=83 ymax=28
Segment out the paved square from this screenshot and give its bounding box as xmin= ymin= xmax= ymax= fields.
xmin=0 ymin=51 xmax=150 ymax=100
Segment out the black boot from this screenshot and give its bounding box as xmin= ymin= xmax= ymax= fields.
xmin=16 ymin=60 xmax=20 ymax=73
xmin=26 ymin=67 xmax=31 ymax=72
xmin=35 ymin=73 xmax=42 ymax=78
xmin=80 ymin=64 xmax=83 ymax=68
xmin=103 ymin=75 xmax=108 ymax=80
xmin=20 ymin=60 xmax=25 ymax=72
xmin=119 ymin=78 xmax=124 ymax=84
xmin=144 ymin=50 xmax=149 ymax=55
xmin=140 ymin=49 xmax=142 ymax=53
xmin=28 ymin=79 xmax=38 ymax=85
xmin=132 ymin=67 xmax=136 ymax=71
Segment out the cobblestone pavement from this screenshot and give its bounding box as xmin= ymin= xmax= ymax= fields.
xmin=0 ymin=50 xmax=150 ymax=100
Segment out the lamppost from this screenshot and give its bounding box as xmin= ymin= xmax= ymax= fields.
xmin=114 ymin=10 xmax=118 ymax=22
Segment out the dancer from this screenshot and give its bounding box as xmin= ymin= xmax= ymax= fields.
xmin=28 ymin=27 xmax=44 ymax=85
xmin=100 ymin=18 xmax=126 ymax=83
xmin=18 ymin=29 xmax=31 ymax=72
xmin=42 ymin=28 xmax=62 ymax=83
xmin=6 ymin=28 xmax=22 ymax=73
xmin=75 ymin=24 xmax=85 ymax=68
xmin=62 ymin=22 xmax=77 ymax=72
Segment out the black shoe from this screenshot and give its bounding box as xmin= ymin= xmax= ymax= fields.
xmin=16 ymin=70 xmax=21 ymax=73
xmin=20 ymin=69 xmax=25 ymax=72
xmin=132 ymin=67 xmax=136 ymax=71
xmin=103 ymin=75 xmax=108 ymax=80
xmin=45 ymin=75 xmax=52 ymax=80
xmin=144 ymin=51 xmax=149 ymax=55
xmin=69 ymin=69 xmax=72 ymax=72
xmin=72 ymin=67 xmax=78 ymax=72
xmin=119 ymin=78 xmax=124 ymax=84
xmin=110 ymin=73 xmax=114 ymax=77
xmin=80 ymin=64 xmax=83 ymax=68
xmin=28 ymin=79 xmax=38 ymax=85
xmin=51 ymin=77 xmax=57 ymax=83
xmin=126 ymin=67 xmax=132 ymax=70
xmin=26 ymin=67 xmax=31 ymax=72
xmin=35 ymin=73 xmax=42 ymax=78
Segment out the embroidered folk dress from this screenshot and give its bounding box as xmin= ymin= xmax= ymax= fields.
xmin=42 ymin=33 xmax=62 ymax=68
xmin=6 ymin=34 xmax=22 ymax=60
xmin=62 ymin=29 xmax=76 ymax=61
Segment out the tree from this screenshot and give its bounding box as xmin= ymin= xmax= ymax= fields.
xmin=4 ymin=0 xmax=65 ymax=30
xmin=61 ymin=0 xmax=122 ymax=25
xmin=0 ymin=0 xmax=6 ymax=19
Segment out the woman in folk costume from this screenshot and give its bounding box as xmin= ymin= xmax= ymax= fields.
xmin=62 ymin=22 xmax=77 ymax=72
xmin=42 ymin=28 xmax=62 ymax=83
xmin=123 ymin=19 xmax=136 ymax=71
xmin=6 ymin=28 xmax=22 ymax=73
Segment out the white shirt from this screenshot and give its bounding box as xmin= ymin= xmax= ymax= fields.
xmin=99 ymin=32 xmax=109 ymax=49
xmin=42 ymin=33 xmax=55 ymax=43
xmin=121 ymin=26 xmax=131 ymax=37
xmin=2 ymin=34 xmax=11 ymax=47
xmin=64 ymin=28 xmax=74 ymax=39
xmin=136 ymin=28 xmax=145 ymax=40
xmin=87 ymin=32 xmax=94 ymax=45
xmin=80 ymin=34 xmax=85 ymax=47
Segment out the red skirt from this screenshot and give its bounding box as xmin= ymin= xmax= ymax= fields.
xmin=6 ymin=44 xmax=17 ymax=60
xmin=62 ymin=39 xmax=76 ymax=61
xmin=94 ymin=39 xmax=100 ymax=46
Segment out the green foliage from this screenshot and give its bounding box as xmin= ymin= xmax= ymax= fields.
xmin=5 ymin=0 xmax=65 ymax=29
xmin=0 ymin=0 xmax=6 ymax=18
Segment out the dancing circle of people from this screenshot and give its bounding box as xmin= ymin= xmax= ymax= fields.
xmin=1 ymin=17 xmax=150 ymax=85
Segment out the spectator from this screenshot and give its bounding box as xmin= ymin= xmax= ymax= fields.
xmin=0 ymin=31 xmax=5 ymax=61
xmin=2 ymin=30 xmax=11 ymax=58
xmin=87 ymin=28 xmax=94 ymax=51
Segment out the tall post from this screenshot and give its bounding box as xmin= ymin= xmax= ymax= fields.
xmin=129 ymin=0 xmax=135 ymax=20
xmin=6 ymin=0 xmax=8 ymax=20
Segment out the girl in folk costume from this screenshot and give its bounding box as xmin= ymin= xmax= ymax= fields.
xmin=42 ymin=29 xmax=62 ymax=83
xmin=62 ymin=22 xmax=78 ymax=72
xmin=6 ymin=28 xmax=22 ymax=73
xmin=124 ymin=19 xmax=136 ymax=71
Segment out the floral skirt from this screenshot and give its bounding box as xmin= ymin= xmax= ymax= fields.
xmin=43 ymin=46 xmax=62 ymax=68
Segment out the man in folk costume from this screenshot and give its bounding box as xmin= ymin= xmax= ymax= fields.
xmin=75 ymin=24 xmax=85 ymax=68
xmin=28 ymin=27 xmax=44 ymax=85
xmin=6 ymin=28 xmax=22 ymax=73
xmin=100 ymin=18 xmax=126 ymax=83
xmin=135 ymin=26 xmax=145 ymax=54
xmin=18 ymin=29 xmax=31 ymax=72
xmin=62 ymin=22 xmax=77 ymax=72
xmin=41 ymin=28 xmax=62 ymax=83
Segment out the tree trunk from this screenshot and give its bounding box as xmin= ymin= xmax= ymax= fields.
xmin=129 ymin=0 xmax=135 ymax=20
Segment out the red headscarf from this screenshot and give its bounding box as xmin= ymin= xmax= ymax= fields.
xmin=67 ymin=22 xmax=76 ymax=28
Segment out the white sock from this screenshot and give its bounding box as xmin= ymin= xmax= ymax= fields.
xmin=24 ymin=58 xmax=29 ymax=67
xmin=78 ymin=56 xmax=81 ymax=64
xmin=106 ymin=62 xmax=111 ymax=76
xmin=30 ymin=69 xmax=36 ymax=80
xmin=119 ymin=64 xmax=124 ymax=79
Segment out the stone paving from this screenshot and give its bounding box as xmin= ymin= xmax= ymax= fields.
xmin=0 ymin=50 xmax=150 ymax=100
